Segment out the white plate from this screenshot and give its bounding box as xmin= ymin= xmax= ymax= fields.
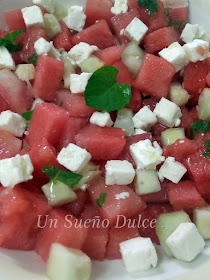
xmin=0 ymin=0 xmax=209 ymax=279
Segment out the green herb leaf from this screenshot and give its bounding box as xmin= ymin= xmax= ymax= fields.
xmin=190 ymin=120 xmax=210 ymax=139
xmin=96 ymin=192 xmax=107 ymax=208
xmin=204 ymin=141 xmax=210 ymax=150
xmin=4 ymin=29 xmax=24 ymax=43
xmin=202 ymin=150 xmax=210 ymax=158
xmin=0 ymin=29 xmax=23 ymax=52
xmin=28 ymin=53 xmax=38 ymax=65
xmin=42 ymin=166 xmax=82 ymax=187
xmin=22 ymin=110 xmax=33 ymax=122
xmin=137 ymin=0 xmax=158 ymax=16
xmin=84 ymin=66 xmax=131 ymax=112
xmin=166 ymin=8 xmax=186 ymax=29
xmin=202 ymin=141 xmax=210 ymax=158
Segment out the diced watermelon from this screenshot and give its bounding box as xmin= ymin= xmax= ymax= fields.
xmin=3 ymin=9 xmax=26 ymax=31
xmin=72 ymin=20 xmax=115 ymax=49
xmin=0 ymin=131 xmax=22 ymax=160
xmin=127 ymin=0 xmax=150 ymax=25
xmin=113 ymin=60 xmax=134 ymax=87
xmin=0 ymin=95 xmax=9 ymax=113
xmin=144 ymin=26 xmax=180 ymax=54
xmin=64 ymin=190 xmax=88 ymax=218
xmin=0 ymin=186 xmax=50 ymax=250
xmin=169 ymin=7 xmax=188 ymax=25
xmin=85 ymin=0 xmax=113 ymax=27
xmin=55 ymin=89 xmax=96 ymax=118
xmin=0 ymin=69 xmax=31 ymax=114
xmin=206 ymin=57 xmax=210 ymax=71
xmin=168 ymin=181 xmax=206 ymax=211
xmin=179 ymin=107 xmax=199 ymax=138
xmin=134 ymin=54 xmax=176 ymax=98
xmin=125 ymin=88 xmax=142 ymax=113
xmin=194 ymin=131 xmax=210 ymax=149
xmin=206 ymin=72 xmax=210 ymax=87
xmin=151 ymin=122 xmax=167 ymax=137
xmin=31 ymin=55 xmax=64 ymax=101
xmin=26 ymin=103 xmax=69 ymax=147
xmin=94 ymin=45 xmax=125 ymax=66
xmin=75 ymin=124 xmax=126 ymax=160
xmin=53 ymin=20 xmax=73 ymax=52
xmin=142 ymin=96 xmax=159 ymax=111
xmin=141 ymin=180 xmax=169 ymax=204
xmin=88 ymin=177 xmax=146 ymax=225
xmin=35 ymin=209 xmax=89 ymax=262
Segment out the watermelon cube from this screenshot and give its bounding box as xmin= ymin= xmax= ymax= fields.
xmin=127 ymin=0 xmax=149 ymax=25
xmin=180 ymin=107 xmax=198 ymax=138
xmin=72 ymin=20 xmax=115 ymax=49
xmin=206 ymin=72 xmax=210 ymax=87
xmin=75 ymin=124 xmax=126 ymax=160
xmin=168 ymin=7 xmax=188 ymax=26
xmin=64 ymin=190 xmax=88 ymax=218
xmin=113 ymin=60 xmax=134 ymax=87
xmin=0 ymin=131 xmax=22 ymax=160
xmin=194 ymin=131 xmax=210 ymax=149
xmin=125 ymin=88 xmax=142 ymax=113
xmin=3 ymin=9 xmax=26 ymax=31
xmin=168 ymin=181 xmax=207 ymax=211
xmin=94 ymin=45 xmax=125 ymax=66
xmin=53 ymin=20 xmax=73 ymax=52
xmin=0 ymin=95 xmax=9 ymax=113
xmin=134 ymin=54 xmax=176 ymax=99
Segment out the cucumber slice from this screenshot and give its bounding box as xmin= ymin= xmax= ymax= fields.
xmin=61 ymin=52 xmax=76 ymax=89
xmin=47 ymin=243 xmax=91 ymax=280
xmin=114 ymin=108 xmax=134 ymax=136
xmin=156 ymin=211 xmax=191 ymax=257
xmin=193 ymin=206 xmax=210 ymax=240
xmin=200 ymin=31 xmax=210 ymax=43
xmin=168 ymin=82 xmax=190 ymax=107
xmin=15 ymin=64 xmax=35 ymax=81
xmin=80 ymin=56 xmax=104 ymax=73
xmin=161 ymin=128 xmax=185 ymax=146
xmin=53 ymin=1 xmax=67 ymax=20
xmin=42 ymin=181 xmax=77 ymax=207
xmin=44 ymin=13 xmax=61 ymax=39
xmin=135 ymin=169 xmax=161 ymax=195
xmin=197 ymin=88 xmax=210 ymax=121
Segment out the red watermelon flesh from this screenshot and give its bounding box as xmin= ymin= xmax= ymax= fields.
xmin=75 ymin=124 xmax=126 ymax=160
xmin=179 ymin=107 xmax=197 ymax=138
xmin=0 ymin=131 xmax=22 ymax=160
xmin=151 ymin=122 xmax=167 ymax=137
xmin=3 ymin=9 xmax=26 ymax=31
xmin=94 ymin=45 xmax=125 ymax=66
xmin=127 ymin=0 xmax=150 ymax=25
xmin=0 ymin=95 xmax=9 ymax=113
xmin=53 ymin=20 xmax=73 ymax=52
xmin=141 ymin=180 xmax=169 ymax=204
xmin=64 ymin=190 xmax=89 ymax=218
xmin=206 ymin=72 xmax=210 ymax=87
xmin=194 ymin=132 xmax=210 ymax=149
xmin=125 ymin=88 xmax=142 ymax=113
xmin=169 ymin=7 xmax=188 ymax=25
xmin=113 ymin=60 xmax=134 ymax=87
xmin=142 ymin=96 xmax=159 ymax=111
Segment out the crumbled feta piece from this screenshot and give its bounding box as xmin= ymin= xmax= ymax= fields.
xmin=0 ymin=46 xmax=15 ymax=70
xmin=31 ymin=98 xmax=45 ymax=110
xmin=57 ymin=143 xmax=91 ymax=173
xmin=132 ymin=106 xmax=157 ymax=130
xmin=115 ymin=192 xmax=130 ymax=200
xmin=159 ymin=42 xmax=189 ymax=72
xmin=15 ymin=64 xmax=35 ymax=81
xmin=21 ymin=6 xmax=44 ymax=28
xmin=183 ymin=39 xmax=209 ymax=63
xmin=120 ymin=29 xmax=125 ymax=36
xmin=124 ymin=17 xmax=148 ymax=44
xmin=158 ymin=157 xmax=187 ymax=183
xmin=130 ymin=139 xmax=165 ymax=170
xmin=169 ymin=82 xmax=190 ymax=107
xmin=70 ymin=73 xmax=92 ymax=94
xmin=105 ymin=160 xmax=135 ymax=185
xmin=166 ymin=222 xmax=205 ymax=262
xmin=32 ymin=0 xmax=56 ymax=14
xmin=64 ymin=6 xmax=86 ymax=32
xmin=0 ymin=110 xmax=26 ymax=137
xmin=90 ymin=112 xmax=113 ymax=127
xmin=181 ymin=23 xmax=199 ymax=43
xmin=120 ymin=237 xmax=158 ymax=274
xmin=111 ymin=0 xmax=128 ymax=15
xmin=68 ymin=42 xmax=98 ymax=66
xmin=134 ymin=128 xmax=147 ymax=135
xmin=154 ymin=98 xmax=182 ymax=127
xmin=34 ymin=38 xmax=61 ymax=60
xmin=0 ymin=154 xmax=34 ymax=188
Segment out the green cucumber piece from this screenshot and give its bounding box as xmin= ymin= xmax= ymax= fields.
xmin=135 ymin=169 xmax=161 ymax=195
xmin=193 ymin=206 xmax=210 ymax=240
xmin=161 ymin=128 xmax=185 ymax=146
xmin=114 ymin=108 xmax=134 ymax=136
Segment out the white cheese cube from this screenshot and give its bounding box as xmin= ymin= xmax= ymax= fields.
xmin=124 ymin=17 xmax=148 ymax=44
xmin=34 ymin=38 xmax=60 ymax=60
xmin=158 ymin=157 xmax=187 ymax=183
xmin=31 ymin=98 xmax=45 ymax=110
xmin=193 ymin=207 xmax=210 ymax=240
xmin=159 ymin=42 xmax=189 ymax=72
xmin=0 ymin=110 xmax=26 ymax=137
xmin=135 ymin=169 xmax=161 ymax=195
xmin=132 ymin=106 xmax=157 ymax=130
xmin=120 ymin=237 xmax=158 ymax=274
xmin=15 ymin=64 xmax=35 ymax=81
xmin=64 ymin=6 xmax=86 ymax=32
xmin=70 ymin=73 xmax=92 ymax=94
xmin=0 ymin=154 xmax=34 ymax=188
xmin=134 ymin=128 xmax=147 ymax=135
xmin=154 ymin=98 xmax=182 ymax=127
xmin=21 ymin=6 xmax=44 ymax=28
xmin=32 ymin=0 xmax=56 ymax=14
xmin=111 ymin=0 xmax=128 ymax=15
xmin=181 ymin=24 xmax=199 ymax=43
xmin=90 ymin=112 xmax=113 ymax=127
xmin=105 ymin=160 xmax=135 ymax=185
xmin=169 ymin=82 xmax=190 ymax=106
xmin=57 ymin=143 xmax=91 ymax=173
xmin=130 ymin=139 xmax=165 ymax=170
xmin=0 ymin=46 xmax=15 ymax=70
xmin=68 ymin=42 xmax=98 ymax=67
xmin=166 ymin=222 xmax=205 ymax=262
xmin=183 ymin=39 xmax=209 ymax=63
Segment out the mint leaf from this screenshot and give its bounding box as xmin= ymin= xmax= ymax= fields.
xmin=42 ymin=166 xmax=82 ymax=187
xmin=28 ymin=53 xmax=38 ymax=65
xmin=137 ymin=0 xmax=158 ymax=16
xmin=190 ymin=120 xmax=210 ymax=139
xmin=203 ymin=150 xmax=210 ymax=158
xmin=0 ymin=29 xmax=23 ymax=52
xmin=96 ymin=192 xmax=107 ymax=208
xmin=202 ymin=141 xmax=210 ymax=158
xmin=204 ymin=141 xmax=210 ymax=150
xmin=166 ymin=8 xmax=186 ymax=29
xmin=22 ymin=110 xmax=33 ymax=122
xmin=4 ymin=29 xmax=24 ymax=43
xmin=84 ymin=66 xmax=131 ymax=112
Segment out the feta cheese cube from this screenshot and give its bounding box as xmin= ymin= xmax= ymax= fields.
xmin=120 ymin=237 xmax=158 ymax=274
xmin=21 ymin=6 xmax=44 ymax=28
xmin=34 ymin=38 xmax=61 ymax=60
xmin=158 ymin=157 xmax=187 ymax=183
xmin=169 ymin=82 xmax=190 ymax=107
xmin=135 ymin=169 xmax=161 ymax=195
xmin=0 ymin=154 xmax=34 ymax=188
xmin=124 ymin=17 xmax=148 ymax=44
xmin=70 ymin=73 xmax=92 ymax=94
xmin=134 ymin=128 xmax=147 ymax=135
xmin=68 ymin=42 xmax=98 ymax=66
xmin=166 ymin=222 xmax=205 ymax=262
xmin=64 ymin=6 xmax=86 ymax=32
xmin=0 ymin=110 xmax=26 ymax=137
xmin=15 ymin=64 xmax=35 ymax=81
xmin=90 ymin=111 xmax=113 ymax=127
xmin=181 ymin=23 xmax=199 ymax=43
xmin=154 ymin=98 xmax=182 ymax=127
xmin=105 ymin=160 xmax=135 ymax=185
xmin=132 ymin=106 xmax=157 ymax=130
xmin=31 ymin=98 xmax=45 ymax=110
xmin=115 ymin=192 xmax=130 ymax=200
xmin=183 ymin=39 xmax=209 ymax=63
xmin=0 ymin=46 xmax=15 ymax=70
xmin=111 ymin=0 xmax=128 ymax=15
xmin=130 ymin=139 xmax=165 ymax=170
xmin=32 ymin=0 xmax=56 ymax=14
xmin=159 ymin=42 xmax=189 ymax=72
xmin=57 ymin=143 xmax=91 ymax=173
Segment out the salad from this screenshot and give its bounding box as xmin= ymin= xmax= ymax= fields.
xmin=0 ymin=0 xmax=210 ymax=279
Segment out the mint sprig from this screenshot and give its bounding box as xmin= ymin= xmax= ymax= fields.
xmin=202 ymin=141 xmax=210 ymax=158
xmin=137 ymin=0 xmax=158 ymax=16
xmin=22 ymin=110 xmax=33 ymax=122
xmin=84 ymin=66 xmax=131 ymax=112
xmin=28 ymin=53 xmax=38 ymax=65
xmin=0 ymin=29 xmax=23 ymax=52
xmin=166 ymin=8 xmax=187 ymax=29
xmin=96 ymin=192 xmax=107 ymax=208
xmin=190 ymin=120 xmax=210 ymax=139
